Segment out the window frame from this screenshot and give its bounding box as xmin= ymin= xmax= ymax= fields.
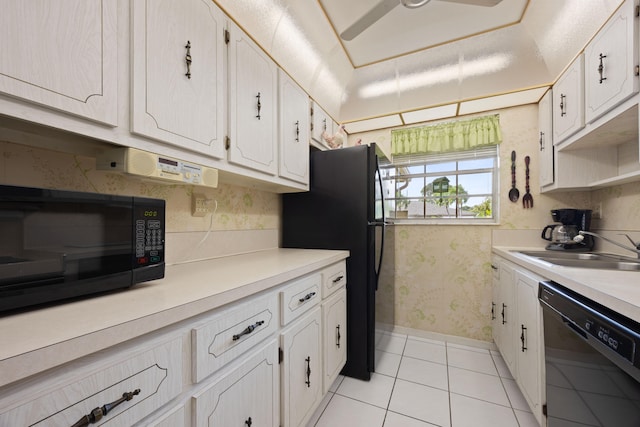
xmin=380 ymin=145 xmax=500 ymax=225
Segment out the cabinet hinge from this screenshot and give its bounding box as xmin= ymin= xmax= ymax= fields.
xmin=224 ymin=29 xmax=230 ymax=44
xmin=278 ymin=347 xmax=283 ymax=364
xmin=635 ymin=65 xmax=639 ymax=76
xmin=542 ymin=403 xmax=547 ymax=417
xmin=225 ymin=136 xmax=230 ymax=150
xmin=636 ymin=4 xmax=639 ymax=17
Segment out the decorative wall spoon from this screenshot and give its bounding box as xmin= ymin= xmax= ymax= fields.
xmin=509 ymin=150 xmax=519 ymax=202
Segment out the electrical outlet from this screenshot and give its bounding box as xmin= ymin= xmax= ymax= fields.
xmin=192 ymin=193 xmax=213 ymax=217
xmin=592 ymin=202 xmax=603 ymax=220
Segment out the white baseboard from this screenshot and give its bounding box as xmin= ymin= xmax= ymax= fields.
xmin=375 ymin=322 xmax=498 ymax=351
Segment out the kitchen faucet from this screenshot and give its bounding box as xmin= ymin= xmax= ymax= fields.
xmin=574 ymin=231 xmax=640 ymax=258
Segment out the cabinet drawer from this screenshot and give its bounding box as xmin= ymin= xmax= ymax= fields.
xmin=321 ymin=261 xmax=347 ymax=299
xmin=192 ymin=339 xmax=280 ymax=427
xmin=192 ymin=293 xmax=278 ymax=382
xmin=0 ymin=337 xmax=182 ymax=427
xmin=280 ymin=273 xmax=321 ymax=325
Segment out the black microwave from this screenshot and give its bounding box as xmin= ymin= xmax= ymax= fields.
xmin=0 ymin=185 xmax=165 ymax=313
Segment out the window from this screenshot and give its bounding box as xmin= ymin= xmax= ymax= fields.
xmin=380 ymin=146 xmax=498 ymax=223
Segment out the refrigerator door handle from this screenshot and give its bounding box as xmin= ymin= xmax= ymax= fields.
xmin=372 ymin=156 xmax=386 ymax=291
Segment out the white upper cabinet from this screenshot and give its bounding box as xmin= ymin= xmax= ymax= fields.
xmin=279 ymin=70 xmax=310 ymax=184
xmin=538 ymin=89 xmax=554 ymax=187
xmin=131 ymin=0 xmax=225 ymax=159
xmin=311 ymin=102 xmax=332 ymax=149
xmin=227 ymin=22 xmax=278 ymax=175
xmin=584 ymin=0 xmax=639 ymax=123
xmin=553 ymin=55 xmax=584 ymax=144
xmin=0 ymin=0 xmax=117 ymax=126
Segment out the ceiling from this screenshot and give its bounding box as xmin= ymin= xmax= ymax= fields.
xmin=213 ymin=0 xmax=624 ymax=133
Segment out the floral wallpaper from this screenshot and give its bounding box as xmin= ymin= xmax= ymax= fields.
xmin=355 ymin=104 xmax=637 ymax=342
xmin=0 ymin=140 xmax=280 ymax=261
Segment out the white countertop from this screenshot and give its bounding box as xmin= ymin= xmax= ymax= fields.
xmin=0 ymin=248 xmax=349 ymax=388
xmin=493 ymin=246 xmax=640 ymax=323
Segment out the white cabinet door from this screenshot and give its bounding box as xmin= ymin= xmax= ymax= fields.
xmin=515 ymin=268 xmax=543 ymax=426
xmin=228 ymin=22 xmax=278 ymax=175
xmin=279 ymin=70 xmax=310 ymax=184
xmin=553 ymin=55 xmax=584 ymax=144
xmin=280 ymin=307 xmax=322 ymax=427
xmin=131 ymin=0 xmax=225 ymax=159
xmin=311 ymin=101 xmax=332 ymax=149
xmin=495 ymin=259 xmax=516 ymax=376
xmin=0 ymin=0 xmax=117 ymax=125
xmin=584 ymin=0 xmax=639 ymax=123
xmin=538 ymin=89 xmax=554 ymax=187
xmin=193 ymin=340 xmax=280 ymax=427
xmin=322 ymin=288 xmax=347 ymax=394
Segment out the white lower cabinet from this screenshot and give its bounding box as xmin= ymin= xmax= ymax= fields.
xmin=193 ymin=339 xmax=280 ymax=427
xmin=491 ymin=257 xmax=516 ymax=375
xmin=280 ymin=307 xmax=323 ymax=427
xmin=0 ymin=259 xmax=348 ymax=427
xmin=322 ymin=288 xmax=347 ymax=394
xmin=514 ymin=268 xmax=544 ymax=425
xmin=491 ymin=255 xmax=544 ymax=426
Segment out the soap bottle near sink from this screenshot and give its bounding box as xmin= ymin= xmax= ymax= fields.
xmin=541 ymin=209 xmax=593 ymax=251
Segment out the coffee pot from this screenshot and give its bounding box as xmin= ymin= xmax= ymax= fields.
xmin=541 ymin=208 xmax=593 ymax=251
xmin=542 ymin=224 xmax=579 ymax=243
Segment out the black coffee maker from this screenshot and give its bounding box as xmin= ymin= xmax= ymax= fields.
xmin=541 ymin=209 xmax=594 ymax=251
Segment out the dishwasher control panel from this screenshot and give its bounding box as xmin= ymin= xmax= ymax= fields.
xmin=539 ymin=281 xmax=640 ymax=367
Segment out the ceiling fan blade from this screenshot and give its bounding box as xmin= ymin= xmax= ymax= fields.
xmin=437 ymin=0 xmax=503 ymax=6
xmin=340 ymin=0 xmax=400 ymax=41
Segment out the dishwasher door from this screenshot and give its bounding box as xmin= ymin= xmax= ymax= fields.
xmin=540 ymin=281 xmax=640 ymax=427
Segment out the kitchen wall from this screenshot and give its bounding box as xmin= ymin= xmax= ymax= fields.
xmin=0 ymin=140 xmax=280 ymax=264
xmin=352 ymin=104 xmax=639 ymax=342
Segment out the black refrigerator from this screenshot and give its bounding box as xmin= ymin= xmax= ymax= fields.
xmin=282 ymin=143 xmax=386 ymax=381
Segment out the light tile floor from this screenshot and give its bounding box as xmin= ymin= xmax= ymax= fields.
xmin=307 ymin=330 xmax=540 ymax=427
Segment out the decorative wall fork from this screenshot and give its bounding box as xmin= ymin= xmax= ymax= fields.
xmin=523 ymin=156 xmax=533 ymax=208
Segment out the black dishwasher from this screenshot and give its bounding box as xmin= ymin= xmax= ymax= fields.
xmin=539 ymin=281 xmax=640 ymax=427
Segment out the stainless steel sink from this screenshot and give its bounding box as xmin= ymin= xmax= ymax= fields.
xmin=517 ymin=250 xmax=640 ymax=271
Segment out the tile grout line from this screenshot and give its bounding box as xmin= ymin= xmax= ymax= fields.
xmin=381 ymin=334 xmax=408 ymax=426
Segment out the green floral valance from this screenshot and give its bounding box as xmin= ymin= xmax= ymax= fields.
xmin=391 ymin=115 xmax=502 ymax=156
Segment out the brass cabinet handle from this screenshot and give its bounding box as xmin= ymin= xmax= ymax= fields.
xmin=598 ymin=53 xmax=607 ymax=84
xmin=256 ymin=92 xmax=262 ymax=120
xmin=71 ymin=389 xmax=141 ymax=427
xmin=299 ymin=291 xmax=316 ymax=303
xmin=232 ymin=320 xmax=265 ymax=341
xmin=305 ymin=356 xmax=311 ymax=387
xmin=521 ymin=324 xmax=528 ymax=352
xmin=185 ymin=41 xmax=192 ymax=79
xmin=559 ymin=94 xmax=566 ymax=117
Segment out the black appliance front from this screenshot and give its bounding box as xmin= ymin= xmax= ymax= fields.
xmin=539 ymin=281 xmax=640 ymax=426
xmin=0 ymin=185 xmax=165 ymax=313
xmin=282 ymin=144 xmax=384 ymax=381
